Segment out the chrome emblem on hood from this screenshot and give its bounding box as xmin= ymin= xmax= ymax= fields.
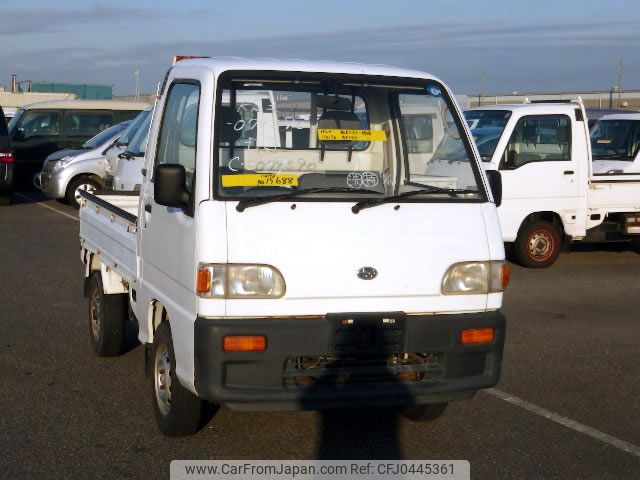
xmin=357 ymin=267 xmax=378 ymax=280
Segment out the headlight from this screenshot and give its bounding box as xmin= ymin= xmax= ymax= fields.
xmin=197 ymin=264 xmax=286 ymax=298
xmin=52 ymin=156 xmax=74 ymax=172
xmin=442 ymin=260 xmax=509 ymax=295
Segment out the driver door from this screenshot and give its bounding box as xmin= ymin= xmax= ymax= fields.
xmin=138 ymin=77 xmax=204 ymax=384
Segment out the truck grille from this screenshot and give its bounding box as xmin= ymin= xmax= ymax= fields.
xmin=283 ymin=352 xmax=443 ymax=388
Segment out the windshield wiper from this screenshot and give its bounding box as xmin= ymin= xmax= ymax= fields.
xmin=352 ymin=183 xmax=477 ymax=214
xmin=235 ymin=187 xmax=383 ymax=212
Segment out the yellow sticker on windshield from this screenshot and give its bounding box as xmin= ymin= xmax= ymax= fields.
xmin=317 ymin=128 xmax=387 ymax=142
xmin=222 ymin=174 xmax=299 ymax=187
xmin=597 ymin=139 xmax=612 ymax=144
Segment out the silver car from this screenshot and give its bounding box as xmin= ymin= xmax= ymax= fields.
xmin=37 ymin=121 xmax=131 ymax=208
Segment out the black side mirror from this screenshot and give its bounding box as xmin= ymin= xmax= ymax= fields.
xmin=13 ymin=129 xmax=25 ymax=141
xmin=485 ymin=170 xmax=502 ymax=207
xmin=154 ymin=164 xmax=190 ymax=208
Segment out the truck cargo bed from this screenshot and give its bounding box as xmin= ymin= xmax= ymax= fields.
xmin=79 ymin=191 xmax=138 ymax=284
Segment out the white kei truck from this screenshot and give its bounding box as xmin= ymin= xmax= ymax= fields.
xmin=78 ymin=57 xmax=508 ymax=436
xmin=460 ymin=99 xmax=640 ymax=268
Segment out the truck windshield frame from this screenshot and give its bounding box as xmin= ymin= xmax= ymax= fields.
xmin=212 ymin=70 xmax=487 ymax=204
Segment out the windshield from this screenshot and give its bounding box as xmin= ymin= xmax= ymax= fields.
xmin=124 ymin=110 xmax=152 ymax=155
xmin=7 ymin=108 xmax=24 ymax=133
xmin=464 ymin=110 xmax=511 ymax=161
xmin=215 ymin=74 xmax=484 ymax=202
xmin=116 ymin=109 xmax=150 ymax=146
xmin=591 ymin=119 xmax=640 ymax=160
xmin=83 ymin=121 xmax=131 ymax=149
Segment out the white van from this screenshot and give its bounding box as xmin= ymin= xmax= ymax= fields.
xmin=78 ymin=57 xmax=507 ymax=436
xmin=103 ymin=107 xmax=152 ymax=187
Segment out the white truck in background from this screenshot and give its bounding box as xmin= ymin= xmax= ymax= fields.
xmin=590 ymin=113 xmax=640 ymax=174
xmin=78 ymin=57 xmax=508 ymax=436
xmin=466 ymin=99 xmax=640 ymax=267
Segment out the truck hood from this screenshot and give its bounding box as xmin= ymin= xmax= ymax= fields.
xmin=222 ymin=201 xmax=496 ymax=317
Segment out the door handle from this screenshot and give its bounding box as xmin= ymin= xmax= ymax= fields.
xmin=564 ymin=170 xmax=575 ymax=175
xmin=144 ymin=204 xmax=152 ymax=213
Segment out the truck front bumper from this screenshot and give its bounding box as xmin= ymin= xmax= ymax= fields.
xmin=194 ymin=310 xmax=505 ymax=411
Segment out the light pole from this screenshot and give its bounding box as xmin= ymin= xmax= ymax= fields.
xmin=134 ymin=67 xmax=140 ymax=101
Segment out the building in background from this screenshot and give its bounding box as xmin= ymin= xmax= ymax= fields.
xmin=21 ymin=81 xmax=112 ymax=100
xmin=469 ymin=89 xmax=640 ymax=109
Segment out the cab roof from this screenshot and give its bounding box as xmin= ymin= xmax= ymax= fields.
xmin=468 ymin=102 xmax=580 ymax=115
xmin=19 ymin=99 xmax=150 ymax=111
xmin=171 ymin=57 xmax=442 ymax=83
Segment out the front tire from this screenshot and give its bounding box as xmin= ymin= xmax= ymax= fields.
xmin=88 ymin=273 xmax=127 ymax=356
xmin=514 ymin=220 xmax=561 ymax=268
xmin=66 ymin=175 xmax=100 ymax=209
xmin=400 ymin=402 xmax=448 ymax=422
xmin=0 ymin=194 xmax=10 ymax=206
xmin=150 ymin=322 xmax=208 ymax=436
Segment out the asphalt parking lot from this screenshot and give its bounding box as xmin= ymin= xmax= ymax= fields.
xmin=1 ymin=193 xmax=640 ymax=480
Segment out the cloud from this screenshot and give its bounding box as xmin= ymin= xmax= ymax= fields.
xmin=0 ymin=6 xmax=157 ymax=35
xmin=1 ymin=18 xmax=638 ymax=94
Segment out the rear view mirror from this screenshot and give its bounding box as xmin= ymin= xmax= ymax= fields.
xmin=154 ymin=164 xmax=190 ymax=208
xmin=13 ymin=129 xmax=25 ymax=141
xmin=485 ymin=170 xmax=502 ymax=207
xmin=315 ymin=94 xmax=352 ymax=111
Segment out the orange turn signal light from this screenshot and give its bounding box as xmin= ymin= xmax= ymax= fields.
xmin=502 ymin=264 xmax=511 ymax=288
xmin=223 ymin=335 xmax=267 ymax=352
xmin=460 ymin=328 xmax=495 ymax=345
xmin=197 ymin=268 xmax=211 ymax=294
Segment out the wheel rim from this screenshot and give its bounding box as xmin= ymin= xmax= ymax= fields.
xmin=74 ymin=183 xmax=97 ymax=202
xmin=528 ymin=229 xmax=555 ymax=261
xmin=89 ymin=287 xmax=101 ymax=341
xmin=154 ymin=344 xmax=172 ymax=416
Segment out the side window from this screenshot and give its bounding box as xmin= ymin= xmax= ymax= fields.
xmin=16 ymin=111 xmax=61 ymax=138
xmin=501 ymin=115 xmax=571 ymax=169
xmin=156 ymin=83 xmax=200 ymax=193
xmin=64 ymin=111 xmax=113 ymax=137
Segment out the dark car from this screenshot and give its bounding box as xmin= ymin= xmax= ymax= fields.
xmin=0 ymin=106 xmax=12 ymax=205
xmin=7 ymin=99 xmax=148 ymax=191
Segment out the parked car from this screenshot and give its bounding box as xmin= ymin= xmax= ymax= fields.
xmin=37 ymin=120 xmax=132 ymax=208
xmin=466 ymin=99 xmax=640 ymax=267
xmin=590 ymin=113 xmax=640 ymax=174
xmin=6 ymin=99 xmax=148 ymax=191
xmin=104 ymin=107 xmax=152 ymax=188
xmin=78 ymin=57 xmax=507 ymax=436
xmin=0 ymin=106 xmax=12 ymax=205
xmin=113 ymin=108 xmax=153 ymax=191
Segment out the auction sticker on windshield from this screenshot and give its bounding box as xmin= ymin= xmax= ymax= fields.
xmin=222 ymin=174 xmax=299 ymax=187
xmin=317 ymin=129 xmax=387 ymax=142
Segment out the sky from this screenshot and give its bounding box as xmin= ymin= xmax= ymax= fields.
xmin=1 ymin=0 xmax=639 ymax=96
